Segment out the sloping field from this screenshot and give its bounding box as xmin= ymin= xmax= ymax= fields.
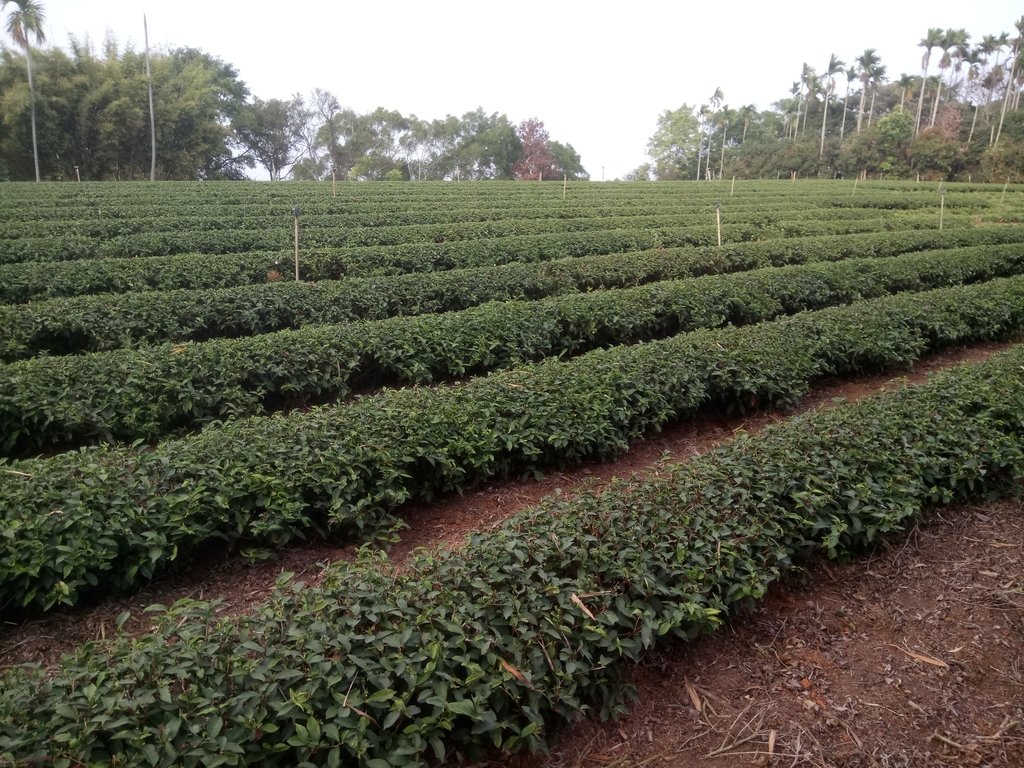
xmin=0 ymin=179 xmax=1022 ymax=767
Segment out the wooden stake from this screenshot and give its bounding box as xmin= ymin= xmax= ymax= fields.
xmin=538 ymin=171 xmax=542 ymax=182
xmin=851 ymin=177 xmax=858 ymax=196
xmin=730 ymin=176 xmax=735 ymax=197
xmin=1001 ymin=179 xmax=1009 ymax=204
xmin=939 ymin=189 xmax=945 ymax=231
xmin=715 ymin=201 xmax=722 ymax=247
xmin=562 ymin=174 xmax=567 ymax=200
xmin=292 ymin=207 xmax=301 ymax=281
xmin=332 ymin=170 xmax=336 ymax=198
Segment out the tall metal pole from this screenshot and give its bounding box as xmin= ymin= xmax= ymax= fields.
xmin=25 ymin=43 xmax=40 ymax=181
xmin=144 ymin=15 xmax=156 ymax=181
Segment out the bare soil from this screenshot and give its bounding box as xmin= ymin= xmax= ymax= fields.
xmin=0 ymin=341 xmax=1016 ymax=674
xmin=519 ymin=496 xmax=1023 ymax=768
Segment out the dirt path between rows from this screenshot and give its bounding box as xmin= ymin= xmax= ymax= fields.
xmin=517 ymin=496 xmax=1023 ymax=768
xmin=0 ymin=340 xmax=1016 ymax=670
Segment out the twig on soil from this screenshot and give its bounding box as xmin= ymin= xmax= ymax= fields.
xmin=705 ymin=701 xmax=772 ymax=758
xmin=571 ymin=731 xmax=602 ymax=768
xmin=930 ymin=732 xmax=968 ymax=751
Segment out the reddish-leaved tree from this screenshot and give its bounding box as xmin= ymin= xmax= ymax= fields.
xmin=512 ymin=118 xmax=557 ymax=180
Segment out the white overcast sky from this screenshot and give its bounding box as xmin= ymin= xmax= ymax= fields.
xmin=32 ymin=0 xmax=1024 ymax=179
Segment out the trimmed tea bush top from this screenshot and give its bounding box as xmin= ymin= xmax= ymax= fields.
xmin=2 ymin=242 xmax=1023 ymax=455
xmin=1 ymin=276 xmax=1022 ymax=612
xmin=0 ymin=342 xmax=1020 ymax=767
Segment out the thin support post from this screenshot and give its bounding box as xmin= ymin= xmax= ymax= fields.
xmin=292 ymin=207 xmax=301 ymax=281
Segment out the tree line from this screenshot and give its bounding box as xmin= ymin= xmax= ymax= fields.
xmin=636 ymin=18 xmax=1024 ymax=182
xmin=0 ymin=2 xmax=587 ymax=182
xmin=3 ymin=0 xmax=1021 ymax=184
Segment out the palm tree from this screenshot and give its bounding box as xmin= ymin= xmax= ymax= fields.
xmin=994 ymin=17 xmax=1024 ymax=147
xmin=867 ymin=64 xmax=887 ymax=128
xmin=963 ymin=47 xmax=984 ymax=144
xmin=855 ymin=48 xmax=881 ymax=134
xmin=929 ymin=29 xmax=963 ymax=128
xmin=840 ymin=65 xmax=857 ymax=139
xmin=800 ymin=62 xmax=816 ymax=135
xmin=896 ymin=73 xmax=916 ymax=113
xmin=789 ymin=81 xmax=801 ymax=139
xmin=698 ymin=88 xmax=723 ymax=180
xmin=981 ymin=32 xmax=1010 ymax=120
xmin=777 ymin=96 xmax=800 ymax=140
xmin=696 ymin=102 xmax=713 ymax=180
xmin=2 ymin=0 xmax=46 ymax=181
xmin=738 ymin=104 xmax=757 ymax=143
xmin=717 ymin=105 xmax=736 ymax=178
xmin=915 ymin=27 xmax=944 ymax=135
xmin=818 ymin=54 xmax=844 ymax=159
xmin=947 ymin=29 xmax=971 ymax=96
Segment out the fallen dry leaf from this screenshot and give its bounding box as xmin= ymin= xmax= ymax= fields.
xmin=684 ymin=680 xmax=702 ymax=712
xmin=500 ymin=658 xmax=533 ymax=688
xmin=887 ymin=643 xmax=949 ymax=668
xmin=570 ymin=593 xmax=596 ymax=620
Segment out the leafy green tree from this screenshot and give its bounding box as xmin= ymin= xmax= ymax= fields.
xmin=623 ymin=162 xmax=652 ymax=181
xmin=449 ymin=108 xmax=521 ymax=180
xmin=548 ymin=139 xmax=588 ymax=180
xmin=401 ymin=115 xmax=456 ymax=180
xmin=647 ymin=104 xmax=699 ymax=179
xmin=150 ymin=47 xmax=250 ymax=179
xmin=0 ymin=39 xmax=250 ymax=180
xmin=2 ymin=0 xmax=45 ymax=180
xmin=980 ymin=111 xmax=1023 ymax=178
xmin=346 ymin=108 xmax=411 ymax=180
xmin=233 ymin=95 xmax=308 ymax=180
xmin=875 ymin=110 xmax=914 ymax=173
